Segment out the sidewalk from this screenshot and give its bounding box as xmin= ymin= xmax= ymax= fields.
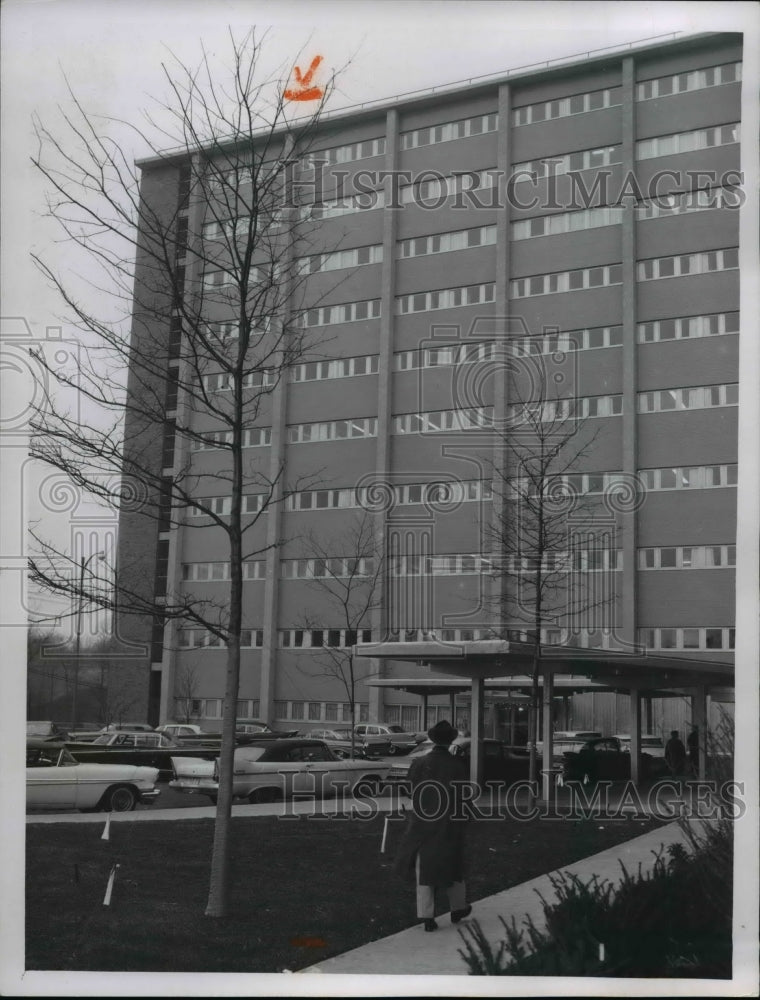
xmin=304 ymin=820 xmax=690 ymax=976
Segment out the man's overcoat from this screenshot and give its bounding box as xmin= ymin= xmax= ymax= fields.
xmin=393 ymin=745 xmax=470 ymax=887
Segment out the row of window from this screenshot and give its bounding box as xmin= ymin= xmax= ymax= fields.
xmin=181 ymin=561 xmax=266 ymax=581
xmin=191 ymin=428 xmax=271 ymax=450
xmin=304 ymin=189 xmax=385 ymax=219
xmin=398 ymin=167 xmax=497 ymax=207
xmin=639 ymin=464 xmax=737 ymax=491
xmin=512 ymin=144 xmax=621 ymax=179
xmin=303 ymin=136 xmax=386 ymax=168
xmin=399 ymin=112 xmax=498 ymax=150
xmin=638 ymin=627 xmax=735 ymax=651
xmin=511 ymin=263 xmax=622 ymax=298
xmin=506 ymin=394 xmax=622 ymax=423
xmin=299 ymin=244 xmax=383 ymax=274
xmin=285 ymin=478 xmax=491 ymax=512
xmin=189 ymin=494 xmax=267 ymax=517
xmin=291 ymin=354 xmax=379 ymax=382
xmin=513 ymin=86 xmax=621 ymax=126
xmin=397 ymin=282 xmax=495 ymax=314
xmin=280 ymin=628 xmax=374 ymax=648
xmin=502 ymin=550 xmax=622 ymax=572
xmin=639 ymin=545 xmax=735 ymax=569
xmin=303 ymin=298 xmax=381 ymax=327
xmin=393 ymin=406 xmax=491 ymax=435
xmin=512 ymin=326 xmax=622 ymax=354
xmin=202 ymin=370 xmax=273 ymax=392
xmin=637 ymin=248 xmax=738 ymax=281
xmin=637 ymin=186 xmax=741 ymax=219
xmin=636 ymin=62 xmax=741 ymax=101
xmin=395 ymin=340 xmax=495 ymax=371
xmin=399 ymin=225 xmax=496 ymax=259
xmin=512 ymin=205 xmax=622 ymax=241
xmin=178 ymin=628 xmax=264 ymax=648
xmin=637 ymin=383 xmax=738 ymax=413
xmin=287 ymin=417 xmax=377 ymax=444
xmin=281 ymin=556 xmax=374 ymax=579
xmin=636 ymin=122 xmax=739 ymax=161
xmin=274 ymin=701 xmax=368 ymax=723
xmin=638 ymin=311 xmax=739 ymax=342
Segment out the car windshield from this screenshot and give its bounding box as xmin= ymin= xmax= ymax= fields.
xmin=386 ymin=725 xmax=405 ymax=733
xmin=234 ymin=747 xmax=268 ymax=762
xmin=92 ymin=735 xmax=115 ymax=745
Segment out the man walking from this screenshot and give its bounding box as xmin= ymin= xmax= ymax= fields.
xmin=665 ymin=729 xmax=687 ymax=776
xmin=394 ymin=720 xmax=473 ymax=931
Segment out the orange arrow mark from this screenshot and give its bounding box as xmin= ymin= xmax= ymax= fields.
xmin=285 ymin=55 xmax=324 ymax=102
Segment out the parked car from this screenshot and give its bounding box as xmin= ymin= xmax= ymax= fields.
xmin=536 ymin=730 xmax=602 ymax=760
xmin=235 ymin=719 xmax=300 ymax=740
xmin=384 ymin=737 xmax=530 ymax=791
xmin=613 ymin=733 xmax=666 ymax=758
xmin=170 ymin=738 xmax=390 ymax=803
xmin=303 ymin=728 xmax=392 ymax=758
xmin=101 ymin=722 xmax=156 ymax=733
xmin=562 ymin=736 xmax=669 ymax=783
xmin=65 ymin=730 xmax=219 ymax=781
xmin=26 ymin=721 xmax=69 ymax=740
xmin=354 ymin=723 xmax=421 ymax=755
xmin=26 ymin=740 xmax=161 ymax=812
xmin=156 ymin=723 xmax=206 ymax=739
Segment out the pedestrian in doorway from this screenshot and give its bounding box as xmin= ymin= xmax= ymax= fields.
xmin=393 ymin=719 xmax=473 ymax=931
xmin=687 ymin=725 xmax=699 ymax=776
xmin=665 ymin=730 xmax=687 ymax=776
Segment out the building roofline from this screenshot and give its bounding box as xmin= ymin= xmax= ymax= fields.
xmin=136 ymin=29 xmax=741 ymax=170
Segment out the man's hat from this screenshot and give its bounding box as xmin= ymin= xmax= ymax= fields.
xmin=428 ymin=720 xmax=458 ymax=745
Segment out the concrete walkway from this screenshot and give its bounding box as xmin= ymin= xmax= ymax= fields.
xmin=305 ymin=820 xmax=691 ymax=976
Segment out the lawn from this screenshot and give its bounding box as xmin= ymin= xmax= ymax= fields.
xmin=26 ymin=808 xmax=666 ymax=973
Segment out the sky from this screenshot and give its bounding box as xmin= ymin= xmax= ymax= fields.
xmin=1 ymin=1 xmax=759 ymax=995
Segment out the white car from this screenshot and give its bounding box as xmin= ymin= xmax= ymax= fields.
xmin=27 ymin=740 xmax=161 ymax=812
xmin=155 ymin=723 xmax=208 ymax=739
xmin=170 ymin=738 xmax=390 ymax=804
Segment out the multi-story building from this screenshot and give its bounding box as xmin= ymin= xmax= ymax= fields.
xmin=120 ymin=31 xmax=741 ymax=738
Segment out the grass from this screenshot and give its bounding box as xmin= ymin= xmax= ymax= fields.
xmin=26 ymin=809 xmax=666 ymax=973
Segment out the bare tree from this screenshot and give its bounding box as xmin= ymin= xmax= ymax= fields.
xmin=487 ymin=348 xmax=618 ymax=799
xmin=28 ymin=30 xmax=350 ymax=917
xmin=296 ymin=514 xmax=384 ymax=758
xmin=175 ymin=665 xmax=201 ymax=723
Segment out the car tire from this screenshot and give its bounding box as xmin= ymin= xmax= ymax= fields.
xmin=387 ymin=745 xmax=398 ymax=756
xmin=103 ymin=785 xmax=137 ymax=812
xmin=248 ymin=787 xmax=280 ymax=804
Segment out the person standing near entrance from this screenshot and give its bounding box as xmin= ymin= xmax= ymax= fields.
xmin=665 ymin=730 xmax=687 ymax=776
xmin=393 ymin=720 xmax=473 ymax=931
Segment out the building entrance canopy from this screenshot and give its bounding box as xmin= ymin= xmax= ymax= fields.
xmin=355 ymin=639 xmax=734 ymax=790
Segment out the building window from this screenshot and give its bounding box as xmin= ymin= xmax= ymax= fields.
xmin=189 ymin=494 xmax=266 ymax=518
xmin=202 ymin=370 xmax=274 ymax=392
xmin=638 ymin=311 xmax=739 ymax=343
xmin=513 ymin=86 xmax=622 ymax=126
xmin=638 ymin=545 xmax=735 ymax=569
xmin=511 ymin=263 xmax=622 ymax=298
xmin=291 ymin=353 xmax=379 ymax=382
xmin=299 ymin=244 xmax=383 ymax=274
xmin=512 ymin=206 xmax=623 ymax=240
xmin=638 ymin=384 xmax=738 ymax=413
xmin=304 ymin=299 xmax=381 ymax=327
xmin=286 ymin=478 xmax=491 ymax=512
xmin=638 ymin=627 xmax=735 ymax=651
xmin=397 ymin=283 xmax=495 ymax=314
xmin=281 ymin=557 xmax=374 ymax=579
xmin=398 ymin=167 xmax=498 ymax=207
xmin=302 ymin=136 xmax=386 ymax=167
xmin=325 ymin=703 xmax=338 ymax=722
xmin=637 ymin=248 xmax=739 ymax=281
xmin=636 ymin=62 xmax=742 ymax=101
xmin=287 ymin=416 xmax=378 ymax=444
xmin=636 ymin=123 xmax=740 ymax=160
xmin=389 ymin=553 xmax=493 ymax=576
xmin=510 ymin=326 xmax=623 ymax=355
xmin=398 ymin=225 xmax=497 ymax=259
xmin=506 ymin=395 xmax=622 ymax=423
xmin=502 ymin=549 xmax=621 ymax=572
xmin=179 ymin=627 xmax=262 ymax=648
xmin=512 ymin=144 xmax=621 ymax=178
xmin=393 ymin=406 xmax=492 ymax=434
xmin=394 ymin=341 xmax=495 ymax=371
xmin=400 ymin=112 xmax=498 ymax=150
xmin=639 ymin=464 xmax=738 ymax=491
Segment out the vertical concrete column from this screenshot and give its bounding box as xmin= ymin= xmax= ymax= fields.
xmin=690 ymin=685 xmax=707 ymax=780
xmin=469 ymin=676 xmax=485 ymax=787
xmin=369 ymin=108 xmax=400 ymax=723
xmin=449 ymin=691 xmax=456 ymax=724
xmin=620 ymin=55 xmax=638 ymax=651
xmin=541 ymin=665 xmax=554 ymax=801
xmin=420 ymin=691 xmax=428 ymax=732
xmin=629 ymin=686 xmax=641 ymax=785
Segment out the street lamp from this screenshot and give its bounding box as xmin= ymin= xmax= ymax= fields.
xmin=71 ymin=551 xmax=106 ymax=730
